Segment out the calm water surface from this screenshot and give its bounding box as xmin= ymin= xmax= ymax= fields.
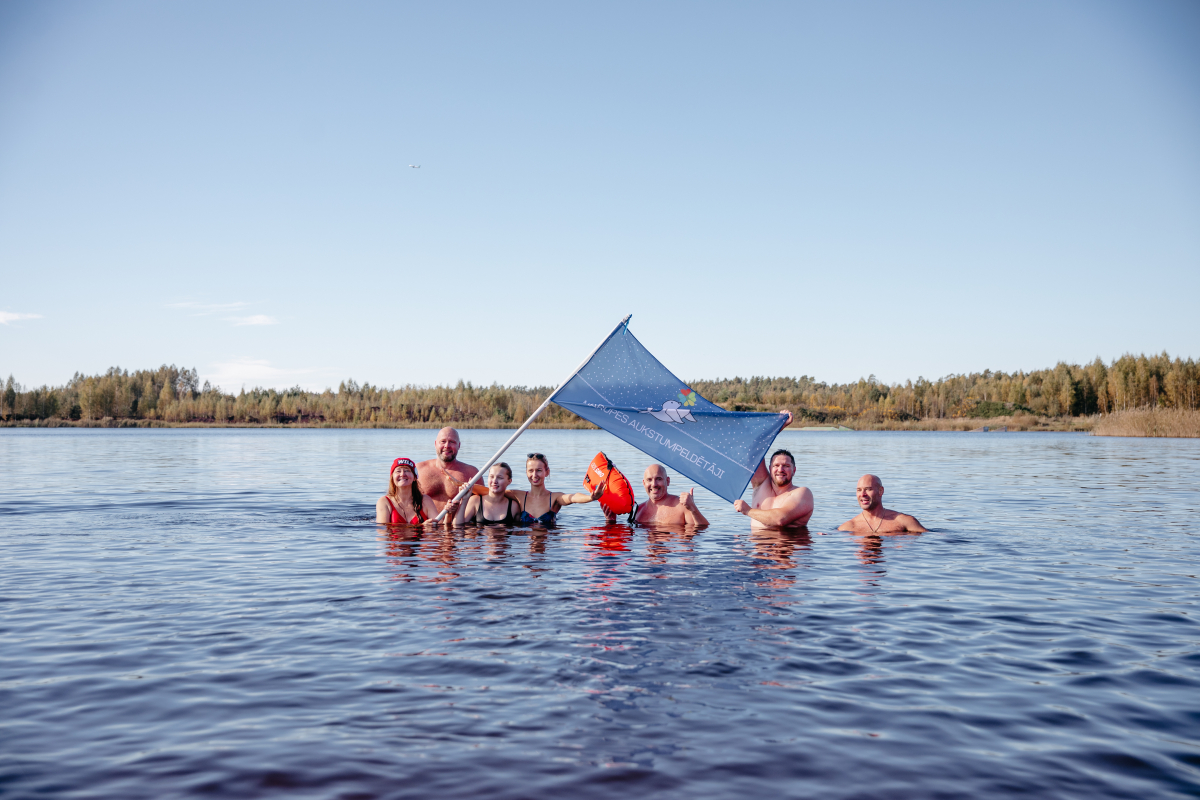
xmin=2 ymin=429 xmax=1198 ymax=798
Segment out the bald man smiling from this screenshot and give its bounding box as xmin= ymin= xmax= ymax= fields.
xmin=416 ymin=427 xmax=480 ymax=511
xmin=631 ymin=464 xmax=709 ymax=527
xmin=838 ymin=474 xmax=927 ymax=533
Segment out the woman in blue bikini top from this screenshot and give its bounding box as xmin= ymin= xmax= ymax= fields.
xmin=517 ymin=453 xmax=604 ymax=526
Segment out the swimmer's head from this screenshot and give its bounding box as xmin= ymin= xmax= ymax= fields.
xmin=769 ymin=449 xmax=795 ymax=486
xmin=642 ymin=464 xmax=669 ymax=501
xmin=388 ymin=457 xmax=423 ymax=503
xmin=488 ymin=462 xmax=513 ymax=494
xmin=390 ymin=457 xmax=417 ymax=483
xmin=526 ymin=453 xmax=549 ymax=486
xmin=856 ymin=474 xmax=883 ymax=510
xmin=435 ymin=428 xmax=461 ymax=462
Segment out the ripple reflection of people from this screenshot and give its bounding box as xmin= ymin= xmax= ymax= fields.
xmin=376 ymin=457 xmax=439 ymax=525
xmin=751 ymin=528 xmax=813 ymax=567
xmin=749 ymin=528 xmax=812 ymax=591
xmin=515 ymin=453 xmax=604 ymax=526
xmin=646 ymin=526 xmax=697 ymax=564
xmin=837 ymin=474 xmax=927 ymax=533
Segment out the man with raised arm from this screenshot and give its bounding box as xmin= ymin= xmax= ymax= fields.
xmin=415 ymin=427 xmax=479 ymax=512
xmin=629 ymin=464 xmax=709 ymax=526
xmin=838 ymin=474 xmax=927 ymax=533
xmin=733 ymin=414 xmax=815 ymax=528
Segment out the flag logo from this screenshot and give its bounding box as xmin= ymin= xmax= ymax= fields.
xmin=677 ymin=387 xmax=697 ymax=406
xmin=642 ymin=400 xmax=697 ymax=424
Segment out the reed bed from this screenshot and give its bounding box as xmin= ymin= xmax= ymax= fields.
xmin=850 ymin=413 xmax=1094 ymax=432
xmin=1092 ymin=408 xmax=1200 ymax=438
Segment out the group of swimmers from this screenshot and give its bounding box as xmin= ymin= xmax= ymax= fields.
xmin=376 ymin=420 xmax=926 ymax=533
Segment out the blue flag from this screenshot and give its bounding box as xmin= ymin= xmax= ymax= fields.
xmin=552 ymin=321 xmax=788 ymax=503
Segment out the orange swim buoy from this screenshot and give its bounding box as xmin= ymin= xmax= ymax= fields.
xmin=582 ymin=452 xmax=635 ymax=517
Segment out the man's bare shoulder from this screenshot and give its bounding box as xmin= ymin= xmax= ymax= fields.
xmin=762 ymin=484 xmax=812 ymax=507
xmin=894 ymin=513 xmax=927 ymax=532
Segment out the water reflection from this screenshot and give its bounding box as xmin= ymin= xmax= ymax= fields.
xmin=378 ymin=525 xmax=463 ymax=585
xmin=583 ymin=524 xmax=634 ymax=597
xmin=745 ymin=528 xmax=813 ymax=593
xmin=847 ymin=531 xmax=921 ymax=592
xmin=586 ymin=523 xmax=634 ymax=554
xmin=644 ymin=526 xmax=697 ymax=565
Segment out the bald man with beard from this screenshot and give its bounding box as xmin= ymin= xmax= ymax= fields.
xmin=838 ymin=474 xmax=927 ymax=533
xmin=416 ymin=427 xmax=480 ymax=512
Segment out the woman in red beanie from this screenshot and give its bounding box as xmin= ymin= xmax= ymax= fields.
xmin=376 ymin=457 xmax=439 ymax=525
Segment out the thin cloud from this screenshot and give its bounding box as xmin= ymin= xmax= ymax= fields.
xmin=0 ymin=312 xmax=43 ymax=325
xmin=227 ymin=315 xmax=278 ymax=326
xmin=205 ymin=358 xmax=313 ymax=391
xmin=167 ymin=301 xmax=248 ymax=316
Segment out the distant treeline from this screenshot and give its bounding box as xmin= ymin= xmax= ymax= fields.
xmin=2 ymin=352 xmax=1197 ymax=427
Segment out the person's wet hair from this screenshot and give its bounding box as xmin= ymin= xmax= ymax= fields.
xmin=492 ymin=462 xmax=513 ymax=480
xmin=770 ymin=449 xmax=795 ymax=468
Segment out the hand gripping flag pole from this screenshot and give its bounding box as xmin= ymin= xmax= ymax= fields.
xmin=432 ymin=314 xmax=633 ymax=523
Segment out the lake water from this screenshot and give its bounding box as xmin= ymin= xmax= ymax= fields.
xmin=2 ymin=428 xmax=1198 ymax=799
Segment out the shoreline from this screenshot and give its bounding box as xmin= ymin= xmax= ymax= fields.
xmin=6 ymin=409 xmax=1196 ymax=436
xmin=1 ymin=414 xmax=1094 ymax=432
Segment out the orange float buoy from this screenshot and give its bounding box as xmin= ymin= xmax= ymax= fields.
xmin=582 ymin=452 xmax=636 ymax=517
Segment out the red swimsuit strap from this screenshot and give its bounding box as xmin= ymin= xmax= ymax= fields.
xmin=388 ymin=496 xmax=425 ymax=525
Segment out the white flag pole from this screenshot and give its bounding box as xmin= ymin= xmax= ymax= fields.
xmin=432 ymin=314 xmax=632 ymax=523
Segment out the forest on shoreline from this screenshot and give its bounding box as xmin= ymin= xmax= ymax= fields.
xmin=2 ymin=352 xmax=1197 ymax=435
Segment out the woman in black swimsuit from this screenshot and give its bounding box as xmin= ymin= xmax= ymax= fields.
xmin=516 ymin=453 xmax=604 ymax=526
xmin=447 ymin=462 xmax=522 ymax=526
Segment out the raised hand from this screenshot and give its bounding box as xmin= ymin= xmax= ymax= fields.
xmin=682 ymin=488 xmax=697 ymax=509
xmin=780 ymin=409 xmax=793 ymax=426
xmin=733 ymin=499 xmax=750 ymax=514
xmin=589 ymin=482 xmax=606 ymax=501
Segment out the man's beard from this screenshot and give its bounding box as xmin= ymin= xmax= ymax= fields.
xmin=772 ymin=474 xmax=791 ymax=487
xmin=438 ymin=451 xmax=457 ymax=463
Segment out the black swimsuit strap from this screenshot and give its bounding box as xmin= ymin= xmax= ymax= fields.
xmin=476 ymin=496 xmax=517 ymax=525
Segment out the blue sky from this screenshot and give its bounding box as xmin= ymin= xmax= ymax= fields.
xmin=1 ymin=0 xmax=1197 ymax=392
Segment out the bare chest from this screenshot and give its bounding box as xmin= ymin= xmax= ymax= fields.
xmin=422 ymin=464 xmax=473 ymax=500
xmin=637 ymin=500 xmax=684 ymax=524
xmin=753 ymin=483 xmax=791 ymax=509
xmin=854 ymin=518 xmax=910 ymax=534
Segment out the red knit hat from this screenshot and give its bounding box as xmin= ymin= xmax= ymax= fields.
xmin=390 ymin=457 xmax=417 ymax=477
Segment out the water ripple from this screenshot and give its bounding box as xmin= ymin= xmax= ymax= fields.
xmin=1 ymin=429 xmax=1198 ymax=798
